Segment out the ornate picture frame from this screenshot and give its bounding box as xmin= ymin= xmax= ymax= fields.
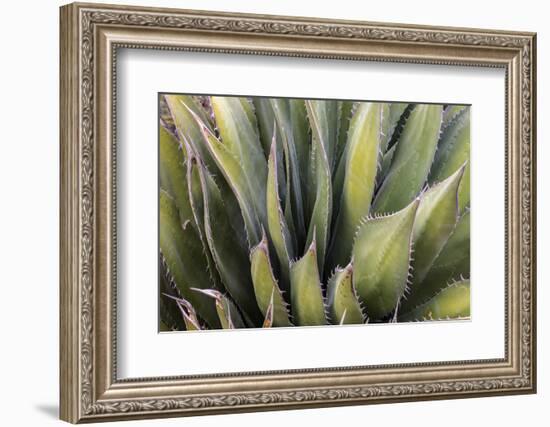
xmin=60 ymin=2 xmax=536 ymax=423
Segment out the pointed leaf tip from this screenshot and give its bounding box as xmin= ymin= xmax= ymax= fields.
xmin=407 ymin=163 xmax=467 ymax=299
xmin=250 ymin=242 xmax=292 ymax=327
xmin=290 ymin=239 xmax=327 ymax=326
xmin=327 ymin=262 xmax=363 ymax=325
xmin=352 ymin=198 xmax=419 ymax=320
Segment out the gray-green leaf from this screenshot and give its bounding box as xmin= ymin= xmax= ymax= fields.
xmin=159 ymin=190 xmax=220 ymax=328
xmin=250 ymin=235 xmax=292 ymax=327
xmin=290 ymin=239 xmax=327 ymax=326
xmin=399 ymin=279 xmax=470 ymax=321
xmin=353 ymin=198 xmax=419 ymax=320
xmin=326 ymin=263 xmax=364 ymax=325
xmin=373 ymin=104 xmax=443 ymax=213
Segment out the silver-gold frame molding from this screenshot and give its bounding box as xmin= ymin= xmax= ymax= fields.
xmin=60 ymin=2 xmax=537 ymax=423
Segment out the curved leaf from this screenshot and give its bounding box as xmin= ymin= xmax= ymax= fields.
xmin=172 ymin=296 xmax=203 ymax=331
xmin=429 ymin=107 xmax=470 ymax=212
xmin=159 ymin=125 xmax=194 ymax=226
xmin=189 ymin=156 xmax=263 ymax=326
xmin=250 ymin=235 xmax=292 ymax=327
xmin=192 ymin=288 xmax=245 ymax=329
xmin=271 ymin=98 xmax=306 ymax=242
xmin=336 ymin=100 xmax=355 ymax=165
xmin=289 ymin=99 xmax=310 ymax=198
xmin=290 ymin=239 xmax=327 ymax=326
xmin=415 ymin=209 xmax=470 ymax=305
xmin=381 ymin=102 xmax=408 ymax=153
xmin=411 ymin=165 xmax=465 ymax=286
xmin=159 ymin=261 xmax=186 ymax=331
xmin=159 ymin=191 xmax=220 ymax=328
xmin=266 ymin=139 xmax=294 ymax=288
xmin=329 ymin=103 xmax=381 ymax=268
xmin=185 ymin=149 xmax=223 ymax=291
xmin=378 ymin=144 xmax=396 ymax=184
xmin=373 ymin=104 xmax=443 ymax=213
xmin=252 ymin=97 xmax=278 ymax=157
xmin=399 ymin=280 xmax=470 ymax=321
xmin=304 ymin=101 xmax=333 ymax=275
xmin=166 ymin=96 xmax=246 ymax=248
xmin=326 ymin=263 xmax=364 ymax=325
xmin=186 ymin=108 xmax=262 ymax=246
xmin=352 ymin=198 xmax=419 ymax=320
xmin=305 ymin=100 xmax=338 ymax=170
xmin=442 ymin=105 xmax=467 ymax=130
xmin=375 ymin=103 xmax=407 ymax=188
xmin=164 ymin=95 xmax=217 ymax=172
xmin=211 ymin=96 xmax=267 ymax=231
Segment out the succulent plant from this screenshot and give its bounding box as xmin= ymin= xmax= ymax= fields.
xmin=159 ymin=94 xmax=470 ymax=331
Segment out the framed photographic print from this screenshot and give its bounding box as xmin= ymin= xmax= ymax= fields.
xmin=59 ymin=2 xmax=537 ymax=423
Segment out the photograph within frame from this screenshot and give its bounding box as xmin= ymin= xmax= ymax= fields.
xmin=60 ymin=2 xmax=536 ymax=422
xmin=158 ymin=93 xmax=471 ymax=332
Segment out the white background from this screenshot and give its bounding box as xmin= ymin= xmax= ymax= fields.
xmin=118 ymin=50 xmax=504 ymax=377
xmin=0 ymin=0 xmax=546 ymax=426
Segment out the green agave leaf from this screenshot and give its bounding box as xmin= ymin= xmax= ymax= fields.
xmin=306 ymin=134 xmax=318 ymax=221
xmin=239 ymin=98 xmax=258 ymax=130
xmin=252 ymin=98 xmax=287 ymax=210
xmin=211 ymin=96 xmax=267 ymax=231
xmin=159 ymin=190 xmax=220 ymax=328
xmin=179 ymin=305 xmax=202 ymax=330
xmin=159 ymin=125 xmax=195 ymax=227
xmin=166 ymin=96 xmax=246 ymax=248
xmin=185 ymin=148 xmax=224 ymax=291
xmin=429 ymin=107 xmax=470 ymax=212
xmin=378 ymin=143 xmax=396 ymax=185
xmin=164 ymin=94 xmax=213 ymax=131
xmin=304 ymin=101 xmax=333 ymax=275
xmin=160 ymin=96 xmax=176 ymax=133
xmin=188 ymin=155 xmax=263 ymax=326
xmin=185 ymin=107 xmax=262 ymax=246
xmin=191 ymin=288 xmax=246 ymax=329
xmin=290 ymin=239 xmax=327 ymax=326
xmin=336 ymin=101 xmax=355 ymax=165
xmin=306 ymin=100 xmax=339 ymax=170
xmin=353 ymin=198 xmax=419 ymax=320
xmin=410 ymin=165 xmax=466 ymax=288
xmin=289 ymin=99 xmax=310 ymax=198
xmin=373 ymin=104 xmax=443 ymax=213
xmin=266 ymin=139 xmax=295 ymax=288
xmin=252 ymin=97 xmax=278 ymax=157
xmin=162 ymin=293 xmax=204 ymax=331
xmin=399 ymin=279 xmax=470 ymax=321
xmin=164 ymin=95 xmax=217 ymax=171
xmin=271 ymin=98 xmax=306 ymax=243
xmin=414 ymin=209 xmax=470 ymax=305
xmin=375 ymin=103 xmax=407 ymax=188
xmin=159 ymin=261 xmax=186 ymax=331
xmin=381 ymin=102 xmax=408 ymax=153
xmin=326 ymin=263 xmax=364 ymax=325
xmin=442 ymin=105 xmax=467 ymax=130
xmin=331 ymin=101 xmax=355 ymax=220
xmin=330 ymin=103 xmax=382 ymax=268
xmin=250 ymin=235 xmax=292 ymax=327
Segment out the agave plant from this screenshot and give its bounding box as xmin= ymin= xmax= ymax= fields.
xmin=159 ymin=94 xmax=470 ymax=331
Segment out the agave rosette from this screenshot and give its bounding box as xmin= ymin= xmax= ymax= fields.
xmin=159 ymin=94 xmax=470 ymax=331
